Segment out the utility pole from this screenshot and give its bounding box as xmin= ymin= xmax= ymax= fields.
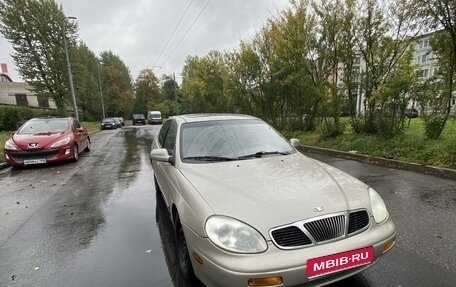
xmin=97 ymin=62 xmax=106 ymax=119
xmin=61 ymin=17 xmax=79 ymax=121
xmin=173 ymin=73 xmax=178 ymax=115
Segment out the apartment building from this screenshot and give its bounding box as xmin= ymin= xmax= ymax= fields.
xmin=0 ymin=63 xmax=57 ymax=109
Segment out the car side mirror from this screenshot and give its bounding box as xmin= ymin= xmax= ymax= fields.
xmin=150 ymin=148 xmax=172 ymax=164
xmin=290 ymin=138 xmax=300 ymax=148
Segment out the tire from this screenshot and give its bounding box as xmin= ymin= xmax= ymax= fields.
xmin=84 ymin=138 xmax=91 ymax=152
xmin=72 ymin=144 xmax=79 ymax=162
xmin=174 ymin=214 xmax=196 ymax=281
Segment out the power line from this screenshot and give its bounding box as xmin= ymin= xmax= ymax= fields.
xmin=161 ymin=0 xmax=212 ymax=67
xmin=152 ymin=0 xmax=195 ymax=69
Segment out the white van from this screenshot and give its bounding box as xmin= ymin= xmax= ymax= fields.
xmin=148 ymin=111 xmax=162 ymax=124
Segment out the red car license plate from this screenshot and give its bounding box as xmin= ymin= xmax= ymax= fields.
xmin=306 ymin=246 xmax=374 ymax=279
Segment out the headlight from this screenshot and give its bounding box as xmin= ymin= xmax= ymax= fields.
xmin=205 ymin=215 xmax=267 ymax=253
xmin=50 ymin=136 xmax=71 ymax=148
xmin=368 ymin=187 xmax=389 ymax=224
xmin=4 ymin=139 xmax=18 ymax=150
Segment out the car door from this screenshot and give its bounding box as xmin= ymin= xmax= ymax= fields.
xmin=72 ymin=119 xmax=87 ymax=150
xmin=153 ymin=120 xmax=178 ymax=209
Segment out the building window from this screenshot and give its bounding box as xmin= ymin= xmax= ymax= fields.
xmin=420 ymin=69 xmax=429 ymax=78
xmin=421 ymin=54 xmax=428 ymax=63
xmin=37 ymin=95 xmax=49 ymax=108
xmin=419 ymin=39 xmax=429 ymax=49
xmin=15 ymin=94 xmax=28 ymax=106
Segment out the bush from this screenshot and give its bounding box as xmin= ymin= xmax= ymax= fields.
xmin=424 ymin=115 xmax=446 ymax=139
xmin=0 ymin=105 xmax=59 ymax=131
xmin=319 ymin=119 xmax=346 ymax=139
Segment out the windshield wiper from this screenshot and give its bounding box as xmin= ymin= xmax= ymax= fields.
xmin=183 ymin=156 xmax=237 ymax=162
xmin=238 ymin=151 xmax=291 ymax=160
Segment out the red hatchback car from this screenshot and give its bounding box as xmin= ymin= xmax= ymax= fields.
xmin=3 ymin=117 xmax=91 ymax=166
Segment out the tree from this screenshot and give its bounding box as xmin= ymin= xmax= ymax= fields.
xmin=160 ymin=74 xmax=181 ymax=116
xmin=354 ymin=0 xmax=418 ymax=134
xmin=72 ymin=42 xmax=102 ymax=121
xmin=417 ymin=0 xmax=456 ymax=138
xmin=100 ymin=51 xmax=133 ymax=117
xmin=181 ymin=51 xmax=231 ymax=114
xmin=133 ymin=69 xmax=160 ymax=115
xmin=0 ymin=0 xmax=78 ymax=112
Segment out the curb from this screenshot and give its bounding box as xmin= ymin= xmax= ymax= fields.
xmin=297 ymin=145 xmax=456 ymax=180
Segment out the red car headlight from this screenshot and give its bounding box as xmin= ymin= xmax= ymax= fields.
xmin=50 ymin=136 xmax=72 ymax=148
xmin=4 ymin=139 xmax=18 ymax=150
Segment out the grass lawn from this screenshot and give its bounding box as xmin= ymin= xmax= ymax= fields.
xmin=0 ymin=122 xmax=100 ymax=163
xmin=282 ymin=118 xmax=456 ymax=169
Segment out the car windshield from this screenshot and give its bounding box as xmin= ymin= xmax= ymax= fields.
xmin=17 ymin=118 xmax=68 ymax=135
xmin=103 ymin=118 xmax=114 ymax=123
xmin=134 ymin=114 xmax=144 ymax=119
xmin=180 ymin=119 xmax=294 ymax=162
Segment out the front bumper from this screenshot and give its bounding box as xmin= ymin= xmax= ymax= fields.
xmin=184 ymin=218 xmax=396 ymax=287
xmin=4 ymin=144 xmax=75 ymax=166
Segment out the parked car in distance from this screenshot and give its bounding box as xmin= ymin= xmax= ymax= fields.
xmin=404 ymin=108 xmax=419 ymax=118
xmin=101 ymin=118 xmax=117 ymax=130
xmin=148 ymin=110 xmax=162 ymax=124
xmin=3 ymin=117 xmax=91 ymax=166
xmin=115 ymin=117 xmax=125 ymax=126
xmin=150 ymin=114 xmax=396 ymax=287
xmin=113 ymin=117 xmax=122 ymax=128
xmin=133 ymin=114 xmax=146 ymax=125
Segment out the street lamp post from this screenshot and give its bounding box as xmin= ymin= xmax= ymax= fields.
xmin=97 ymin=62 xmax=106 ymax=119
xmin=61 ymin=16 xmax=79 ymax=121
xmin=173 ymin=73 xmax=178 ymax=115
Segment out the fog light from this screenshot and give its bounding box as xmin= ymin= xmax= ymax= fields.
xmin=248 ymin=276 xmax=283 ymax=286
xmin=383 ymin=238 xmax=395 ymax=253
xmin=65 ymin=148 xmax=71 ymax=155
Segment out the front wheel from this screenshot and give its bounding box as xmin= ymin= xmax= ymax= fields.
xmin=84 ymin=138 xmax=91 ymax=152
xmin=174 ymin=214 xmax=196 ymax=281
xmin=72 ymin=144 xmax=79 ymax=162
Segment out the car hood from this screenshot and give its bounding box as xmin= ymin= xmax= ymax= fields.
xmin=179 ymin=153 xmax=371 ymax=236
xmin=12 ymin=132 xmax=69 ymax=150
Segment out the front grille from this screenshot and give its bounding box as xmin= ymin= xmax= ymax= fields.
xmin=347 ymin=210 xmax=370 ymax=235
xmin=270 ymin=226 xmax=312 ymax=247
xmin=9 ymin=148 xmax=60 ymax=161
xmin=304 ymin=215 xmax=345 ymax=242
xmin=270 ymin=210 xmax=370 ymax=250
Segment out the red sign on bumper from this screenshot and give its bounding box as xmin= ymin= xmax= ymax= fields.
xmin=306 ymin=246 xmax=374 ymax=279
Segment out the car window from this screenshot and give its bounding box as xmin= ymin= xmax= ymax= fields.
xmin=17 ymin=118 xmax=68 ymax=134
xmin=180 ymin=119 xmax=294 ymax=160
xmin=158 ymin=120 xmax=172 ymax=147
xmin=162 ymin=122 xmax=177 ymax=154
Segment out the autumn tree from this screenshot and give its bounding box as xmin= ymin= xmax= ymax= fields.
xmin=100 ymin=51 xmax=133 ymax=118
xmin=133 ymin=68 xmax=160 ymax=116
xmin=181 ymin=51 xmax=232 ymax=114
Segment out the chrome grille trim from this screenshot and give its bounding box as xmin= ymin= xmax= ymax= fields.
xmin=269 ymin=209 xmax=371 ymax=250
xmin=304 ymin=214 xmax=345 ymax=242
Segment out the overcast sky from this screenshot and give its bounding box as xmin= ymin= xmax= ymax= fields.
xmin=0 ymin=0 xmax=291 ymax=82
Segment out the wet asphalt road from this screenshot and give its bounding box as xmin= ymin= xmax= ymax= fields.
xmin=0 ymin=124 xmax=455 ymax=287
